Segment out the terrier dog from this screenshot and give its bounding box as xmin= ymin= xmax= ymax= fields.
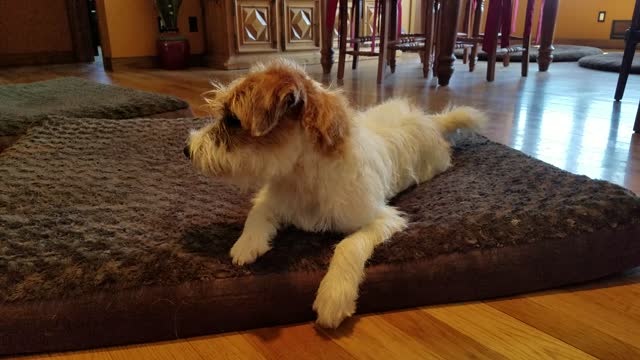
xmin=184 ymin=60 xmax=486 ymax=328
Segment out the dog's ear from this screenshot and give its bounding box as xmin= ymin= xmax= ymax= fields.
xmin=302 ymin=91 xmax=350 ymax=155
xmin=250 ymin=83 xmax=305 ymax=137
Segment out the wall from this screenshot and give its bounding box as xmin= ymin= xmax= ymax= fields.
xmin=405 ymin=0 xmax=636 ymax=48
xmin=511 ymin=0 xmax=635 ymax=47
xmin=0 ymin=0 xmax=73 ymax=55
xmin=96 ymin=0 xmax=205 ymax=59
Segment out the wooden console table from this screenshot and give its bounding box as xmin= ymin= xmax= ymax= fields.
xmin=319 ymin=0 xmax=560 ymax=86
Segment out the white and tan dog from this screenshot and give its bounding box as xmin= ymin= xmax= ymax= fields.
xmin=185 ymin=60 xmax=486 ymax=328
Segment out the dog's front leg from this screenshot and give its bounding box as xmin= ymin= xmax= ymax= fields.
xmin=313 ymin=206 xmax=407 ymax=328
xmin=230 ymin=196 xmax=279 ymax=266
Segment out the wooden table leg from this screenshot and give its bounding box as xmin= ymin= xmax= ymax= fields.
xmin=436 ymin=0 xmax=461 ymax=86
xmin=321 ymin=0 xmax=337 ymax=74
xmin=538 ymin=0 xmax=559 ymax=72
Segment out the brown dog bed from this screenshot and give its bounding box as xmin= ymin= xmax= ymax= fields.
xmin=454 ymin=44 xmax=603 ymax=62
xmin=578 ymin=52 xmax=640 ymax=74
xmin=1 ymin=117 xmax=639 ymax=355
xmin=0 ymin=77 xmax=192 ymax=152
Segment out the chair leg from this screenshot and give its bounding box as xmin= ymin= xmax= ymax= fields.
xmin=503 ymin=53 xmax=510 ymax=67
xmin=377 ymin=0 xmax=391 ymax=84
xmin=387 ymin=0 xmax=398 ymax=74
xmin=352 ymin=0 xmax=362 ymax=70
xmin=337 ymin=0 xmax=349 ymax=79
xmin=521 ymin=0 xmax=535 ymax=77
xmin=469 ymin=45 xmax=478 ymax=71
xmin=432 ymin=0 xmax=441 ymax=77
xmin=460 ymin=0 xmax=473 ymax=65
xmin=484 ymin=0 xmax=501 ymax=82
xmin=635 ymin=99 xmax=640 ymax=133
xmin=615 ymin=35 xmax=637 ymax=101
xmin=423 ymin=0 xmax=434 ymax=78
xmin=469 ymin=0 xmax=483 ymax=72
xmin=521 ymin=45 xmax=530 ymax=77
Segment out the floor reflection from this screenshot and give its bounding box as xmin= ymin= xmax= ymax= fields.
xmin=508 ymin=72 xmax=636 ymax=191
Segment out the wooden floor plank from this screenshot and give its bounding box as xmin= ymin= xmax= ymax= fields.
xmin=425 ymin=303 xmax=597 ymax=359
xmin=188 ymin=332 xmax=267 ymax=360
xmin=319 ymin=315 xmax=446 ymax=360
xmin=381 ymin=309 xmax=508 ymax=359
xmin=526 ymin=291 xmax=640 ymax=347
xmin=107 ymin=340 xmax=203 ymax=360
xmin=488 ymin=296 xmax=640 ymax=359
xmin=242 ymin=323 xmax=354 ymax=360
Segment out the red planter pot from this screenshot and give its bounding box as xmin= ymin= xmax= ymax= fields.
xmin=157 ymin=34 xmax=190 ymax=70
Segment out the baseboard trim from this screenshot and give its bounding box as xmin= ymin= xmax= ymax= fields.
xmin=0 ymin=51 xmax=77 ymax=67
xmin=204 ymin=51 xmax=322 ymax=70
xmin=554 ymin=38 xmax=626 ymax=50
xmin=103 ymin=54 xmax=204 ymax=71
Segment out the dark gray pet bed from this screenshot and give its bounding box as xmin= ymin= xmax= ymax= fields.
xmin=578 ymin=52 xmax=640 ymax=74
xmin=0 ymin=77 xmax=192 ymax=151
xmin=454 ymin=44 xmax=603 ymax=62
xmin=0 ymin=117 xmax=639 ymax=355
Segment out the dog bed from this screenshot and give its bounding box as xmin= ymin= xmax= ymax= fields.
xmin=1 ymin=117 xmax=639 ymax=355
xmin=454 ymin=44 xmax=603 ymax=62
xmin=0 ymin=77 xmax=192 ymax=152
xmin=578 ymin=52 xmax=640 ymax=74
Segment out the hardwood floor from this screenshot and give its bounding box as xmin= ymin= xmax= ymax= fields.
xmin=2 ymin=55 xmax=640 ymax=359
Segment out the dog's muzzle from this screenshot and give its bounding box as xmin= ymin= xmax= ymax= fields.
xmin=183 ymin=146 xmax=190 ymax=159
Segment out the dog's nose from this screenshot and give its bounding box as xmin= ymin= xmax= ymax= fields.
xmin=183 ymin=146 xmax=190 ymax=159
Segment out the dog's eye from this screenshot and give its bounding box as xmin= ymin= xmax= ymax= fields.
xmin=224 ymin=113 xmax=242 ymax=128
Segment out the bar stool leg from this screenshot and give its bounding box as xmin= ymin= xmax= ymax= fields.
xmin=352 ymin=0 xmax=362 ymax=69
xmin=337 ymin=0 xmax=349 ymax=79
xmin=377 ymin=0 xmax=390 ymax=83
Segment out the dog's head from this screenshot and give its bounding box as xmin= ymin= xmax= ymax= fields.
xmin=185 ymin=60 xmax=350 ymax=189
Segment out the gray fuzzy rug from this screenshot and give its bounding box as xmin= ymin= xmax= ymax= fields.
xmin=0 ymin=77 xmax=189 ymax=137
xmin=1 ymin=116 xmax=639 ymax=304
xmin=578 ymin=52 xmax=640 ymax=74
xmin=454 ymin=44 xmax=603 ymax=62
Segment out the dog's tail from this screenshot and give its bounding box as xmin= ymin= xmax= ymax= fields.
xmin=432 ymin=106 xmax=487 ymax=134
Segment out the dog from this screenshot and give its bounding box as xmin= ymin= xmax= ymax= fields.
xmin=184 ymin=60 xmax=486 ymax=328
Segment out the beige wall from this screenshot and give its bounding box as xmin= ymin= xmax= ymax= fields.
xmin=96 ymin=0 xmax=205 ymax=58
xmin=0 ymin=0 xmax=73 ymax=54
xmin=514 ymin=0 xmax=635 ymax=43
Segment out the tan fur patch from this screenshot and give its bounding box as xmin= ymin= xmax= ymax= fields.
xmin=202 ymin=60 xmax=352 ymax=156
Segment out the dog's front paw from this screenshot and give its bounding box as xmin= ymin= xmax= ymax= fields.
xmin=230 ymin=235 xmax=271 ymax=266
xmin=312 ymin=275 xmax=357 ymax=328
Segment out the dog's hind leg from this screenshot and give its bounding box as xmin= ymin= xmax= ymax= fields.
xmin=230 ymin=193 xmax=279 ymax=266
xmin=313 ymin=206 xmax=408 ymax=328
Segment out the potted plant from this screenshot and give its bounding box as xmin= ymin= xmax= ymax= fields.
xmin=154 ymin=0 xmax=190 ymax=69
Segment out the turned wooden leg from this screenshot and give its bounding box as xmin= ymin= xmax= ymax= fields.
xmin=321 ymin=0 xmax=337 ymax=74
xmin=436 ymin=0 xmax=461 ymax=86
xmin=503 ymin=53 xmax=510 ymax=67
xmin=337 ymin=0 xmax=349 ymax=79
xmin=538 ymin=0 xmax=559 ymax=72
